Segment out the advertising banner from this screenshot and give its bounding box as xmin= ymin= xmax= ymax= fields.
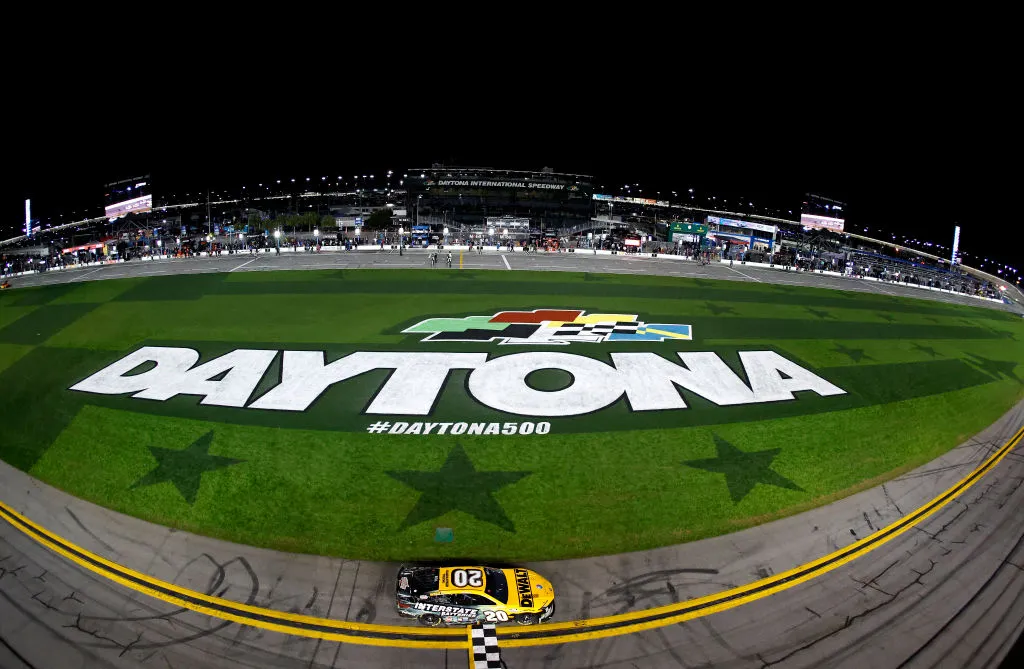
xmin=486 ymin=217 xmax=531 ymax=228
xmin=706 ymin=216 xmax=776 ymax=234
xmin=432 ymin=179 xmax=566 ymax=190
xmin=592 ymin=194 xmax=671 ymax=207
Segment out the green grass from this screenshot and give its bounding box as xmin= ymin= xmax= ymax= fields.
xmin=1 ymin=269 xmax=1022 ymax=561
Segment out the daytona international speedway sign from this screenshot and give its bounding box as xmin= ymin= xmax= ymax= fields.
xmin=69 ymin=310 xmax=847 ymax=430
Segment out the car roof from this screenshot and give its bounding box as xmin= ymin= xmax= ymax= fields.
xmin=436 ymin=566 xmax=488 ymax=593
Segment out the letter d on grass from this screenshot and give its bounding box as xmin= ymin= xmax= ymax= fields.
xmin=388 ymin=422 xmax=408 ymax=434
xmin=70 ymin=346 xmax=200 ymax=396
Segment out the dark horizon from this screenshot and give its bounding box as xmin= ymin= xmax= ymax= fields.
xmin=8 ymin=90 xmax=1017 ymax=275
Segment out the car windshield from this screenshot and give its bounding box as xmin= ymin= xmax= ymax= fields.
xmin=408 ymin=568 xmax=438 ymax=595
xmin=484 ymin=568 xmax=508 ymax=603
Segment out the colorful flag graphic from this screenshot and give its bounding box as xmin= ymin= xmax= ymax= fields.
xmin=403 ymin=311 xmax=693 ymax=345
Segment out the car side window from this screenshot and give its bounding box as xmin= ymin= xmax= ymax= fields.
xmin=453 ymin=593 xmax=492 ymax=606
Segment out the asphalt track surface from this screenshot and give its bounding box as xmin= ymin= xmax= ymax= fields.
xmin=6 ymin=249 xmax=1022 ymax=316
xmin=1 ymin=249 xmax=1022 ymax=668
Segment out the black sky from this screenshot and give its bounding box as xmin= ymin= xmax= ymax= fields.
xmin=7 ymin=37 xmax=1017 ymax=272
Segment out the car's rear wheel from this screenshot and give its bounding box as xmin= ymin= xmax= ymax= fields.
xmin=419 ymin=614 xmax=442 ymax=627
xmin=515 ymin=613 xmax=539 ymax=626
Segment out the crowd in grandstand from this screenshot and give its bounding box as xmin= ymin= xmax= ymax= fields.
xmin=0 ymin=202 xmax=1011 ymax=304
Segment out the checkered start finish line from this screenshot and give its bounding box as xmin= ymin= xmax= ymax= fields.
xmin=470 ymin=623 xmax=502 ymax=668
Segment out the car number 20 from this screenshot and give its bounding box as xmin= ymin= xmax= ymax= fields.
xmin=451 ymin=569 xmax=483 ymax=588
xmin=483 ymin=610 xmax=509 ymax=622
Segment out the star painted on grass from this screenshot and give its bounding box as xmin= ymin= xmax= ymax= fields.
xmin=833 ymin=343 xmax=870 ymax=363
xmin=387 ymin=445 xmax=531 ymax=532
xmin=986 ymin=328 xmax=1016 ymax=340
xmin=912 ymin=343 xmax=940 ymax=358
xmin=682 ymin=434 xmax=804 ymax=503
xmin=964 ymin=354 xmax=1022 ymax=383
xmin=705 ymin=302 xmax=735 ymax=316
xmin=130 ymin=431 xmax=244 ymax=504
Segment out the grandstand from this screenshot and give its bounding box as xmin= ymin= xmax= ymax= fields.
xmin=405 ymin=166 xmax=593 ymax=235
xmin=3 ymin=168 xmax=1020 ymax=307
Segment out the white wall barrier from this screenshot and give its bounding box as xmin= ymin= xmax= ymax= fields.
xmin=3 ymin=246 xmax=1006 ymax=305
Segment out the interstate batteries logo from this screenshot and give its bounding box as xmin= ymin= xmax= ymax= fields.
xmin=403 ymin=309 xmax=691 ymax=345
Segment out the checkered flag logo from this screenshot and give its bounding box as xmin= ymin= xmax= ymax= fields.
xmin=405 ymin=309 xmax=692 ymax=345
xmin=553 ymin=321 xmax=641 ymax=337
xmin=471 ymin=623 xmax=502 ymax=668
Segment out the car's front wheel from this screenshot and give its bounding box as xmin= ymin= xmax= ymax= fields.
xmin=515 ymin=613 xmax=539 ymax=626
xmin=419 ymin=614 xmax=442 ymax=627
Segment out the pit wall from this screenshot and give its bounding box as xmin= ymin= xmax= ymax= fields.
xmin=5 ymin=245 xmax=1006 ymax=306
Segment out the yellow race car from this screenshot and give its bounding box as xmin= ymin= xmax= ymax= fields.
xmin=396 ymin=565 xmax=555 ymax=626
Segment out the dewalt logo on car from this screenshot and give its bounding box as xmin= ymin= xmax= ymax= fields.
xmin=514 ymin=568 xmax=534 ymax=608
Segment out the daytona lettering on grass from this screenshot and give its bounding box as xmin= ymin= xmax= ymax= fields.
xmin=367 ymin=421 xmax=551 ymax=435
xmin=70 ymin=347 xmax=846 ymax=418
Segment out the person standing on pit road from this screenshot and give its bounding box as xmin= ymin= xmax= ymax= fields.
xmin=447 ymin=252 xmax=452 ymax=268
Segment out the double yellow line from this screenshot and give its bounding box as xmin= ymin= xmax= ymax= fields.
xmin=1 ymin=424 xmax=1021 ymax=652
xmin=499 ymin=424 xmax=1024 ymax=646
xmin=0 ymin=498 xmax=464 ymax=649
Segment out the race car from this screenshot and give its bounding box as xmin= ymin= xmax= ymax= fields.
xmin=396 ymin=565 xmax=555 ymax=626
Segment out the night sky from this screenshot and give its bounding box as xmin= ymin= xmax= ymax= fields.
xmin=8 ymin=54 xmax=1016 ymax=274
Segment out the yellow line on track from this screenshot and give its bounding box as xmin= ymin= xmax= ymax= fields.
xmin=497 ymin=423 xmax=1024 ymax=646
xmin=0 ymin=425 xmax=1020 ymax=651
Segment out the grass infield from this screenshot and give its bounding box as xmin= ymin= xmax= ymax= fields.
xmin=0 ymin=268 xmax=1022 ymax=561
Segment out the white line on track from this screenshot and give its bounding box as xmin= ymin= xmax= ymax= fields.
xmin=502 ymin=255 xmax=511 ymax=270
xmin=726 ymin=266 xmax=763 ymax=282
xmin=66 ymin=267 xmax=105 ymax=283
xmin=229 ymin=258 xmax=258 ymax=272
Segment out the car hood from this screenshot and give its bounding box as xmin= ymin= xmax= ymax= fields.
xmin=503 ymin=567 xmax=554 ymax=610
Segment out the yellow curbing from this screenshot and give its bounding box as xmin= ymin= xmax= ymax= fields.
xmin=0 ymin=424 xmax=1020 ymax=650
